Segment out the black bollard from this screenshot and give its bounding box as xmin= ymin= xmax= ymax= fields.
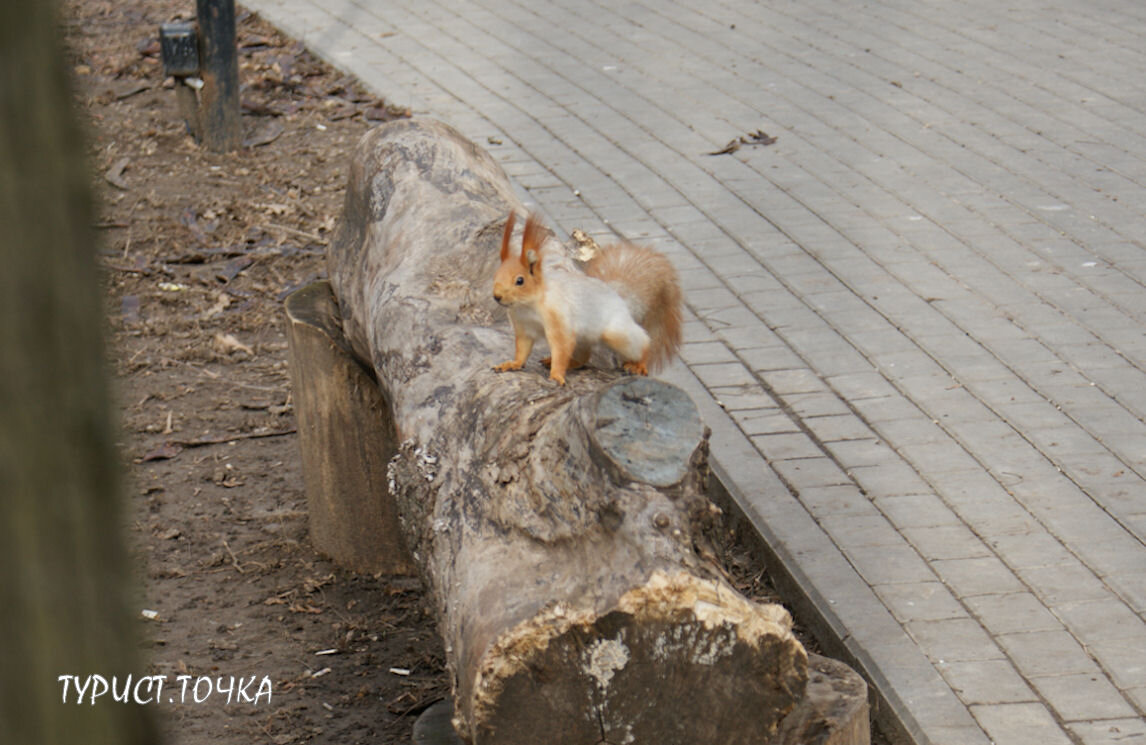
xmin=195 ymin=0 xmax=240 ymax=152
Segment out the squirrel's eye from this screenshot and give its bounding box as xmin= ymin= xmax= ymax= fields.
xmin=515 ymin=276 xmax=525 ymax=286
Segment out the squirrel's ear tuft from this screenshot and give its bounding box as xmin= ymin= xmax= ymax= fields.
xmin=522 ymin=212 xmax=549 ymax=261
xmin=500 ymin=212 xmax=517 ymax=262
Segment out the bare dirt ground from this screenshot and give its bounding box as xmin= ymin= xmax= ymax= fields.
xmin=63 ymin=1 xmax=831 ymax=743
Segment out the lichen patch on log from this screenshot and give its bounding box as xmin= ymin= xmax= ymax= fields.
xmin=585 ymin=637 xmax=630 ymax=691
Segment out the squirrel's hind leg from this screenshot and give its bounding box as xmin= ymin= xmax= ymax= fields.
xmin=621 ymin=352 xmax=650 ymax=377
xmin=602 ymin=326 xmax=651 ymax=377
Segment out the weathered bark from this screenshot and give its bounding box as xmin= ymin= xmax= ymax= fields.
xmin=0 ymin=1 xmax=158 ymax=743
xmin=326 ymin=118 xmax=809 ymax=743
xmin=285 ymin=281 xmax=414 ymax=574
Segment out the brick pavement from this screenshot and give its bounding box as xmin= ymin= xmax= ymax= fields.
xmin=241 ymin=0 xmax=1146 ymax=742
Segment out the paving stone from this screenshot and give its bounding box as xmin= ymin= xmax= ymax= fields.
xmin=874 ymin=582 xmax=967 ymax=623
xmin=708 ymin=384 xmax=776 ymax=411
xmin=739 ymin=285 xmax=806 ymax=315
xmin=687 ymin=286 xmax=742 ymax=314
xmin=997 ymin=630 xmax=1097 ymax=678
xmin=842 ymin=542 xmax=937 ymax=586
xmin=1067 ymin=719 xmax=1146 ymax=745
xmin=849 ymin=395 xmax=925 ymax=423
xmin=823 ymin=437 xmax=895 ymax=468
xmin=971 ymin=702 xmax=1077 ymax=745
xmin=901 ymin=524 xmax=993 ymax=562
xmin=937 ymin=658 xmax=1036 ymax=705
xmin=848 ymin=460 xmax=932 ymax=497
xmin=689 ymin=361 xmax=758 ymax=389
xmin=874 ymin=493 xmax=962 ymax=530
xmin=933 ymin=481 xmax=1043 ymax=538
xmin=724 ymin=268 xmax=784 ymax=298
xmin=679 ymin=340 xmax=737 ymax=366
xmin=965 ymin=592 xmax=1064 ymax=636
xmin=760 ymin=367 xmax=829 ymax=395
xmin=1031 ymin=673 xmax=1140 ymax=723
xmin=824 ymin=370 xmax=899 ymax=400
xmin=1124 ymin=687 xmax=1146 ymax=717
xmin=1107 ymin=572 xmax=1146 ymax=614
xmin=782 ymin=391 xmax=853 ymax=418
xmin=1010 ymin=564 xmax=1112 ymax=609
xmin=932 ymin=556 xmax=1027 ymax=599
xmin=987 ymin=531 xmax=1077 ymax=570
xmin=907 ymin=616 xmax=1007 ymax=663
xmin=1042 ymin=505 xmax=1146 ymax=578
xmin=802 ymin=413 xmax=878 ymax=443
xmin=873 ymin=349 xmax=949 ymax=381
xmin=967 ymin=376 xmax=1047 ymax=409
xmin=848 ymin=328 xmax=922 ymax=360
xmin=715 ymin=325 xmax=786 ymax=356
xmin=895 ymin=439 xmax=983 ymax=476
xmin=1085 ymin=635 xmax=1146 ymax=692
xmin=751 ymin=433 xmax=826 ymax=461
xmin=770 ymin=456 xmax=853 ymax=490
xmin=1055 ymin=596 xmax=1146 ymax=647
xmin=735 ymin=344 xmax=808 ymax=372
xmin=797 ymin=484 xmax=879 ymax=520
xmin=816 ymin=512 xmax=905 ymax=548
xmin=732 ymin=408 xmax=795 ymax=437
xmin=846 ymin=627 xmax=989 ymax=741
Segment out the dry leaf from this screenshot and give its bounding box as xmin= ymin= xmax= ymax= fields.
xmin=213 ymin=332 xmax=254 ymax=356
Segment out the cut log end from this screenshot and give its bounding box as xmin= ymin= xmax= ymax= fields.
xmin=284 ymin=280 xmax=357 ymax=358
xmin=587 ymin=376 xmax=704 ymax=488
xmin=420 ymin=652 xmax=868 ymax=745
xmin=463 ymin=571 xmax=808 ymax=745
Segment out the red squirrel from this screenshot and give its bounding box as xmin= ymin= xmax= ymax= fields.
xmin=492 ymin=211 xmax=682 ymax=386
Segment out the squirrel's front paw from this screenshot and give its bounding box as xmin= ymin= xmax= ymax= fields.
xmin=493 ymin=360 xmax=524 ymax=373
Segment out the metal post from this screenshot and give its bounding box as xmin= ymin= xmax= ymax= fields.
xmin=195 ymin=0 xmax=240 ymax=152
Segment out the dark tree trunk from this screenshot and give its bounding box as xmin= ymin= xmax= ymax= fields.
xmin=0 ymin=1 xmax=159 ymax=743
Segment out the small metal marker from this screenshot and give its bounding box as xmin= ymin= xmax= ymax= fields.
xmin=159 ymin=22 xmax=199 ymax=76
xmin=159 ymin=22 xmax=202 ymax=139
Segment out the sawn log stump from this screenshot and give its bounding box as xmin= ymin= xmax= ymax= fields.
xmin=285 ymin=117 xmax=869 ymax=744
xmin=285 ymin=280 xmax=414 ymax=575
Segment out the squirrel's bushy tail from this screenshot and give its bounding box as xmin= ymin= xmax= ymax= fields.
xmin=585 ymin=242 xmax=683 ymax=372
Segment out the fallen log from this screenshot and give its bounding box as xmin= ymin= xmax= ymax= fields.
xmin=303 ymin=117 xmax=865 ymax=743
